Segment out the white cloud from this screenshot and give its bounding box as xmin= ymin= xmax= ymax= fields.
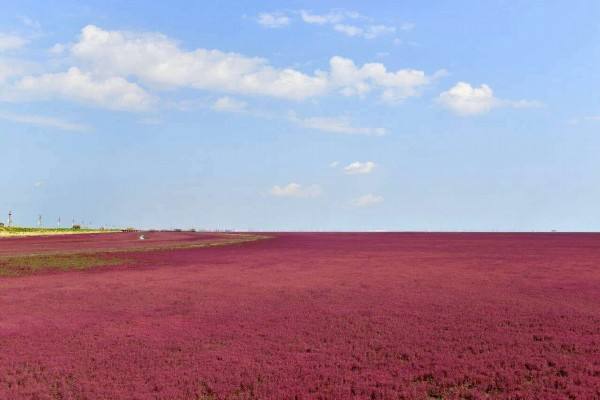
xmin=299 ymin=10 xmax=347 ymax=25
xmin=0 ymin=59 xmax=32 ymax=83
xmin=438 ymin=82 xmax=495 ymax=116
xmin=12 ymin=67 xmax=155 ymax=111
xmin=69 ymin=25 xmax=328 ymax=101
xmin=212 ymin=96 xmax=247 ymax=113
xmin=269 ymin=183 xmax=321 ymax=198
xmin=49 ymin=43 xmax=67 ymax=55
xmin=438 ymin=82 xmax=541 ymax=116
xmin=0 ymin=33 xmax=28 ymax=52
xmin=333 ymin=24 xmax=396 ymax=40
xmin=363 ymin=25 xmax=396 ymax=39
xmin=352 ymin=193 xmax=384 ymax=207
xmin=257 ymin=12 xmax=290 ymax=28
xmin=24 ymin=25 xmax=438 ymax=108
xmin=344 ymin=161 xmax=376 ymax=175
xmin=289 ymin=113 xmax=387 ymax=136
xmin=3 ymin=25 xmax=439 ymax=111
xmin=329 ymin=161 xmax=339 ymax=168
xmin=329 ymin=56 xmax=443 ymax=103
xmin=333 ymin=24 xmax=363 ymax=37
xmin=300 ymin=10 xmax=400 ymax=40
xmin=0 ymin=111 xmax=89 ymax=132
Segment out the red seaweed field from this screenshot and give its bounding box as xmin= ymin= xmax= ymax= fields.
xmin=1 ymin=232 xmax=600 ymax=399
xmin=0 ymin=231 xmax=225 ymax=257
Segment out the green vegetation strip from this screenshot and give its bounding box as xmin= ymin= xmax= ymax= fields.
xmin=0 ymin=254 xmax=125 ymax=277
xmin=4 ymin=234 xmax=270 ymax=258
xmin=0 ymin=234 xmax=270 ymax=277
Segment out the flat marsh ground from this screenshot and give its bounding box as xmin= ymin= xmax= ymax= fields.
xmin=1 ymin=232 xmax=599 ymax=399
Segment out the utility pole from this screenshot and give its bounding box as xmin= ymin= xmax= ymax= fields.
xmin=7 ymin=210 xmax=12 ymax=227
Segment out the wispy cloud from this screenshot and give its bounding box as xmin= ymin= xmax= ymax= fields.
xmin=568 ymin=115 xmax=600 ymax=125
xmin=333 ymin=24 xmax=363 ymax=37
xmin=399 ymin=22 xmax=415 ymax=31
xmin=333 ymin=23 xmax=396 ymax=39
xmin=0 ymin=33 xmax=28 ymax=52
xmin=19 ymin=16 xmax=42 ymax=31
xmin=257 ymin=9 xmax=406 ymax=40
xmin=0 ymin=59 xmax=34 ymax=83
xmin=205 ymin=99 xmax=388 ymax=138
xmin=257 ymin=12 xmax=290 ymax=28
xmin=351 ymin=193 xmax=384 ymax=207
xmin=299 ymin=10 xmax=402 ymax=39
xmin=289 ymin=113 xmax=387 ymax=136
xmin=270 ymin=183 xmax=321 ymax=198
xmin=344 ymin=161 xmax=376 ymax=175
xmin=299 ymin=10 xmax=350 ymax=25
xmin=0 ymin=111 xmax=89 ymax=132
xmin=212 ymin=96 xmax=248 ymax=113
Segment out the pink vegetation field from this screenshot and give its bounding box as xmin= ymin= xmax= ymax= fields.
xmin=1 ymin=232 xmax=600 ymax=399
xmin=0 ymin=231 xmax=223 ymax=256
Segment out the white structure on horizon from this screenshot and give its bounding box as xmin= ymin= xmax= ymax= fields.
xmin=7 ymin=210 xmax=12 ymax=227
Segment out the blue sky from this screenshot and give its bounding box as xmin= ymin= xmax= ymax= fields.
xmin=1 ymin=1 xmax=600 ymax=231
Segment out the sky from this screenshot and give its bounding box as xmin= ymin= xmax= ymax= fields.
xmin=1 ymin=1 xmax=600 ymax=231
